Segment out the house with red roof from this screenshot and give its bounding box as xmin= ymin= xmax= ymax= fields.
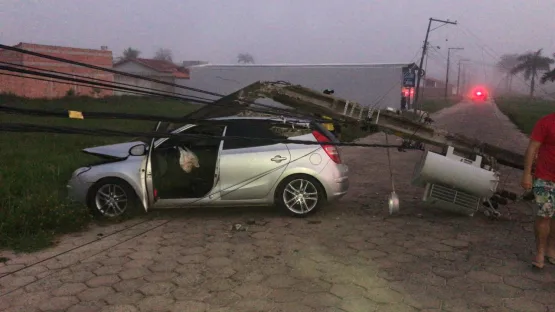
xmin=112 ymin=58 xmax=190 ymax=96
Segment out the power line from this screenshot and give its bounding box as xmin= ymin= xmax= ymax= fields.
xmin=0 ymin=72 xmax=213 ymax=104
xmin=0 ymin=64 xmax=323 ymax=122
xmin=0 ymin=64 xmax=217 ymax=105
xmin=0 ymin=122 xmax=410 ymax=148
xmin=0 ymin=61 xmax=219 ymax=104
xmin=0 ymin=44 xmax=317 ymax=119
xmin=0 ymin=103 xmax=314 ymax=128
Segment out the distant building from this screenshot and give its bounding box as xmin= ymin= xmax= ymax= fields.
xmin=181 ymin=60 xmax=209 ymax=68
xmin=0 ymin=42 xmax=114 ymax=98
xmin=112 ymin=58 xmax=190 ymax=96
xmin=420 ymin=76 xmax=455 ymax=98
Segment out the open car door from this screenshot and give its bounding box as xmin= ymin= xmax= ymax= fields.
xmin=142 ymin=121 xmax=163 ymax=211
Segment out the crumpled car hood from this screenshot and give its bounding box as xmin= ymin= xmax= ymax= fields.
xmin=82 ymin=141 xmax=145 ymax=159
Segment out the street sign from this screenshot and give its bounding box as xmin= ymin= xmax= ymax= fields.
xmin=403 ymin=72 xmax=416 ymax=87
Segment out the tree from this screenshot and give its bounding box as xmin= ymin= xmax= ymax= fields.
xmin=237 ymin=53 xmax=255 ymax=64
xmin=495 ymin=54 xmax=519 ymax=92
xmin=114 ymin=47 xmax=140 ymax=63
xmin=154 ymin=48 xmax=173 ymax=62
xmin=122 ymin=47 xmax=140 ymax=59
xmin=541 ymin=53 xmax=555 ymax=84
xmin=510 ymin=49 xmax=554 ymax=97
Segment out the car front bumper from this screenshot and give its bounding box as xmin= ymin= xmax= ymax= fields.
xmin=66 ymin=175 xmax=92 ymax=205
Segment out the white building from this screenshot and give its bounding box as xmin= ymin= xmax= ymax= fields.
xmin=112 ymin=58 xmax=190 ymax=96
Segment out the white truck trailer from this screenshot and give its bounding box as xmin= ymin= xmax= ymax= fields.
xmin=179 ymin=63 xmax=418 ymax=110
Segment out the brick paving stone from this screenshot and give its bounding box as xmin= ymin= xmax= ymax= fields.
xmin=78 ymin=286 xmax=115 ymax=301
xmin=86 ymin=274 xmax=121 ymax=287
xmin=504 ymin=297 xmax=546 ymax=312
xmin=38 ymin=296 xmax=80 ymax=311
xmin=100 ymin=305 xmax=138 ymax=312
xmin=170 ymin=300 xmax=208 ymax=312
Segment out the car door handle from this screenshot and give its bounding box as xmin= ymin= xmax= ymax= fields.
xmin=271 ymin=155 xmax=287 ymax=163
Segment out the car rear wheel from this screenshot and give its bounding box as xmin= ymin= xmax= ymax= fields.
xmin=275 ymin=175 xmax=326 ymax=217
xmin=87 ymin=178 xmax=140 ymax=218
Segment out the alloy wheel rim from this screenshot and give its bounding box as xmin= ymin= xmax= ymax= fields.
xmin=283 ymin=179 xmax=318 ymax=214
xmin=95 ymin=184 xmax=128 ymax=217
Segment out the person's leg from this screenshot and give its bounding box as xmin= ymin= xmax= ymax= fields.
xmin=535 ymin=217 xmax=550 ymax=267
xmin=543 ymin=181 xmax=555 ymax=261
xmin=533 ymin=179 xmax=554 ymax=268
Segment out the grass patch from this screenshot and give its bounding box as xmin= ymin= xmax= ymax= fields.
xmin=0 ymin=94 xmax=197 ymax=251
xmin=420 ymin=96 xmax=462 ymax=114
xmin=495 ymin=96 xmax=555 ymax=135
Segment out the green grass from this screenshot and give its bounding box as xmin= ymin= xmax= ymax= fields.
xmin=495 ymin=96 xmax=555 ymax=135
xmin=0 ymin=94 xmax=197 ymax=251
xmin=420 ymin=96 xmax=463 ymax=114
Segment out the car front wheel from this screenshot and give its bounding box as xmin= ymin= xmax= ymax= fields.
xmin=87 ymin=178 xmax=139 ymax=218
xmin=275 ymin=175 xmax=326 ymax=217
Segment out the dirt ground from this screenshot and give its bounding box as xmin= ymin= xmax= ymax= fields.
xmin=1 ymin=100 xmax=553 ymax=312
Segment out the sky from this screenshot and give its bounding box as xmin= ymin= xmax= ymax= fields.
xmin=1 ymin=0 xmax=555 ymax=89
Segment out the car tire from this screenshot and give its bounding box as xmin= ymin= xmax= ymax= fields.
xmin=275 ymin=174 xmax=327 ymax=217
xmin=87 ymin=178 xmax=141 ymax=218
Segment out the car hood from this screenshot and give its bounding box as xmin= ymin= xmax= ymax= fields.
xmin=82 ymin=141 xmax=145 ymax=159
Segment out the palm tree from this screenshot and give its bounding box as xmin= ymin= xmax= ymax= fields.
xmin=510 ymin=49 xmax=554 ymax=97
xmin=496 ymin=54 xmax=519 ymax=92
xmin=237 ymin=53 xmax=255 ymax=64
xmin=541 ymin=53 xmax=555 ymax=84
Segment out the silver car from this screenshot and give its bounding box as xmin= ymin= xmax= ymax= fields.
xmin=67 ymin=117 xmax=349 ymax=218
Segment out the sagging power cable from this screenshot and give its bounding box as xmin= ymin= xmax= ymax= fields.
xmin=0 ymin=103 xmax=312 ymax=128
xmin=0 ymin=61 xmax=226 ymax=105
xmin=0 ymin=44 xmax=319 ymax=120
xmin=0 ymin=64 xmax=215 ymax=105
xmin=0 ymin=64 xmax=339 ymax=124
xmin=0 ymin=72 xmax=215 ymax=105
xmin=0 ymin=122 xmax=411 ymax=149
xmin=0 ymin=44 xmax=423 ymax=126
xmin=0 ymin=60 xmax=209 ymax=102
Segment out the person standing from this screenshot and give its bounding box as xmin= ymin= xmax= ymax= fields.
xmin=522 ymin=112 xmax=555 ymax=269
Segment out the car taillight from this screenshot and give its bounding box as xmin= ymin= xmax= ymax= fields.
xmin=312 ymin=130 xmax=341 ymax=164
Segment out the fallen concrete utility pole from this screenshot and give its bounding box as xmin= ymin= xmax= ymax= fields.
xmin=204 ymin=80 xmax=524 ymax=170
xmin=186 ymin=80 xmax=525 ymax=218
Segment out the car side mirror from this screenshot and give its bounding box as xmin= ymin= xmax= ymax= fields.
xmin=129 ymin=144 xmax=148 ymax=156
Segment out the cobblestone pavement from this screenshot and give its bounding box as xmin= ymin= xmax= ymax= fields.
xmin=1 ymin=100 xmax=552 ymax=312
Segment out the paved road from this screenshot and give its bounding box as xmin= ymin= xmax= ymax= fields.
xmin=0 ymin=100 xmax=552 ymax=312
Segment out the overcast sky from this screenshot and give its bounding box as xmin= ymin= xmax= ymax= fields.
xmin=1 ymin=0 xmax=555 ymax=84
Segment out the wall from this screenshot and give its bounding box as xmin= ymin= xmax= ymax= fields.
xmin=113 ymin=61 xmax=177 ymax=96
xmin=0 ymin=43 xmax=114 ymax=98
xmin=182 ymin=64 xmax=406 ymax=110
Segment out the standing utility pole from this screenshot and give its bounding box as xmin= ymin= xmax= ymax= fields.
xmin=457 ymin=59 xmax=469 ymax=96
xmin=445 ymin=47 xmax=464 ymax=100
xmin=414 ymin=17 xmax=457 ymax=111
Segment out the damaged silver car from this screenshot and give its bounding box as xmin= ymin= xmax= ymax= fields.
xmin=67 ymin=117 xmax=349 ymax=218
